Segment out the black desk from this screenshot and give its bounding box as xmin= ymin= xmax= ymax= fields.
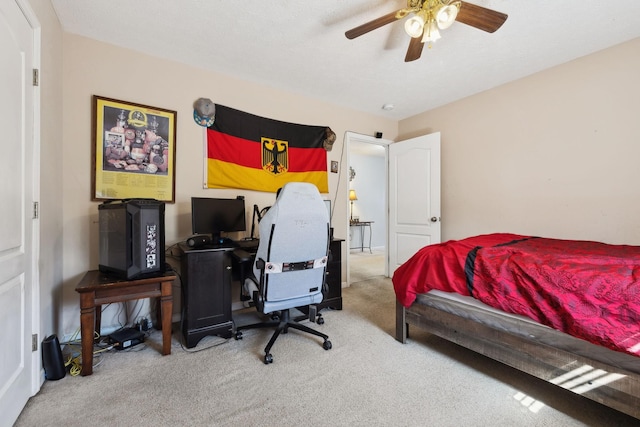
xmin=318 ymin=239 xmax=344 ymax=311
xmin=234 ymin=238 xmax=261 ymax=251
xmin=178 ymin=243 xmax=234 ymax=348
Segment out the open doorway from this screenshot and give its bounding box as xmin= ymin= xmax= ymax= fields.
xmin=345 ymin=132 xmax=391 ymax=285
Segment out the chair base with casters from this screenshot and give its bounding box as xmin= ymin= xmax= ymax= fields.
xmin=235 ymin=292 xmax=332 ymax=364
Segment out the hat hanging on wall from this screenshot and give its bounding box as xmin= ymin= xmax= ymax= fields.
xmin=323 ymin=127 xmax=337 ymax=151
xmin=193 ymin=97 xmax=215 ymax=127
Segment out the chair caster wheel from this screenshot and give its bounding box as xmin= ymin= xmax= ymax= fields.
xmin=235 ymin=332 xmax=243 ymax=340
xmin=264 ymin=353 xmax=273 ymax=364
xmin=317 ymin=315 xmax=324 ymax=325
xmin=323 ymin=340 xmax=332 ymax=350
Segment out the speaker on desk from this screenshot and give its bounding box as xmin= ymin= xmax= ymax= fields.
xmin=187 ymin=234 xmax=210 ymax=248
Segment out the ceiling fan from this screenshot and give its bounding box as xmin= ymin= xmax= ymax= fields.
xmin=345 ymin=0 xmax=508 ymax=62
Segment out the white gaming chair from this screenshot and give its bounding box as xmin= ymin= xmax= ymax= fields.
xmin=235 ymin=182 xmax=332 ymax=364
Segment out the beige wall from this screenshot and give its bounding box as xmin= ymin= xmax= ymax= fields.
xmin=399 ymin=37 xmax=640 ymax=246
xmin=59 ymin=33 xmax=397 ymax=335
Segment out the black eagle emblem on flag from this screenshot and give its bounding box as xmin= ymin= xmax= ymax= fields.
xmin=262 ymin=138 xmax=288 ymax=175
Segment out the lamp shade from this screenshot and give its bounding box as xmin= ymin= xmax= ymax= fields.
xmin=404 ymin=12 xmax=425 ymax=38
xmin=422 ymin=20 xmax=441 ymax=43
xmin=349 ymin=189 xmax=358 ymax=201
xmin=436 ymin=2 xmax=460 ymax=30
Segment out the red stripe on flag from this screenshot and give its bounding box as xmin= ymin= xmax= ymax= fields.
xmin=208 ymin=129 xmax=326 ymax=172
xmin=207 ymin=130 xmax=260 ymax=168
xmin=289 ymin=146 xmax=327 ymax=172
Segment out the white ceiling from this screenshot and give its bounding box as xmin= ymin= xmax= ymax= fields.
xmin=50 ymin=0 xmax=640 ymax=120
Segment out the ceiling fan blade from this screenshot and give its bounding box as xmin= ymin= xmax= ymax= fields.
xmin=456 ymin=1 xmax=508 ymax=33
xmin=404 ymin=37 xmax=424 ymax=62
xmin=345 ymin=10 xmax=403 ymax=39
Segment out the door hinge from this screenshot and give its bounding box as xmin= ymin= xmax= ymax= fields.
xmin=33 ymin=201 xmax=39 ymax=219
xmin=33 ymin=68 xmax=39 ymax=86
xmin=32 ymin=334 xmax=38 ymax=352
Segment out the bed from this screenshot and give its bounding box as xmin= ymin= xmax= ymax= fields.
xmin=393 ymin=233 xmax=640 ymax=419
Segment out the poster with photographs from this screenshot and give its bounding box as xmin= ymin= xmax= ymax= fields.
xmin=92 ymin=96 xmax=176 ymax=202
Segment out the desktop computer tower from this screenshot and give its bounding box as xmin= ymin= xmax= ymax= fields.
xmin=98 ymin=199 xmax=166 ymax=280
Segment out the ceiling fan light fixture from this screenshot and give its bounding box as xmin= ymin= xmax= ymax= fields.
xmin=435 ymin=2 xmax=461 ymax=30
xmin=404 ymin=12 xmax=425 ymax=38
xmin=344 ymin=0 xmax=508 ymax=63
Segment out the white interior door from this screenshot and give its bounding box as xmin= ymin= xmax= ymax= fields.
xmin=0 ymin=1 xmax=39 ymax=425
xmin=388 ymin=133 xmax=441 ymax=274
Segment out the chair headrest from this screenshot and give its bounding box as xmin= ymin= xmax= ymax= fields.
xmin=259 ymin=182 xmax=328 ymax=235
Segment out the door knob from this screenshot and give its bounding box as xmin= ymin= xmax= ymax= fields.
xmin=430 ymin=217 xmax=438 ymax=222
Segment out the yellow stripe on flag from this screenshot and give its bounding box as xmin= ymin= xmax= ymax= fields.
xmin=207 ymin=159 xmax=328 ymax=193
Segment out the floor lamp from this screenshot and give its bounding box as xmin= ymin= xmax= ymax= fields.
xmin=349 ymin=189 xmax=358 ymax=222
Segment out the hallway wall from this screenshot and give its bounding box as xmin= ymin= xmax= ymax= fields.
xmin=349 ymin=149 xmax=386 ymax=249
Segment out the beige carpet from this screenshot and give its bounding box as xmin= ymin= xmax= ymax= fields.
xmin=16 ymin=273 xmax=638 ymax=426
xmin=349 ymin=248 xmax=385 ymax=283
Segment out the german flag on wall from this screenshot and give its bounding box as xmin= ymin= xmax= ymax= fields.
xmin=206 ymin=105 xmax=329 ymax=193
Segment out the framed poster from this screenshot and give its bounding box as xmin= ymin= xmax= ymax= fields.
xmin=92 ymin=95 xmax=177 ymax=202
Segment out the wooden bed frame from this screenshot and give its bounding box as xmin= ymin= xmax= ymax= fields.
xmin=395 ymin=292 xmax=640 ymax=420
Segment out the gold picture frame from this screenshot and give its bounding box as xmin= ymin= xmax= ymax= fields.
xmin=92 ymin=96 xmax=177 ymax=202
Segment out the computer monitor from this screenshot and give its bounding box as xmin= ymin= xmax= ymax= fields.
xmin=191 ymin=197 xmax=246 ymax=244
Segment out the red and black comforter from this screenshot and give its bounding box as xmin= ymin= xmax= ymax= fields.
xmin=392 ymin=233 xmax=640 ymax=357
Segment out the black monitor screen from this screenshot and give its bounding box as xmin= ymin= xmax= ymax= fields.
xmin=191 ymin=197 xmax=246 ymax=240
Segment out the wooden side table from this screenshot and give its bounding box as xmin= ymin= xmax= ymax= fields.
xmin=75 ymin=270 xmax=176 ymax=376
